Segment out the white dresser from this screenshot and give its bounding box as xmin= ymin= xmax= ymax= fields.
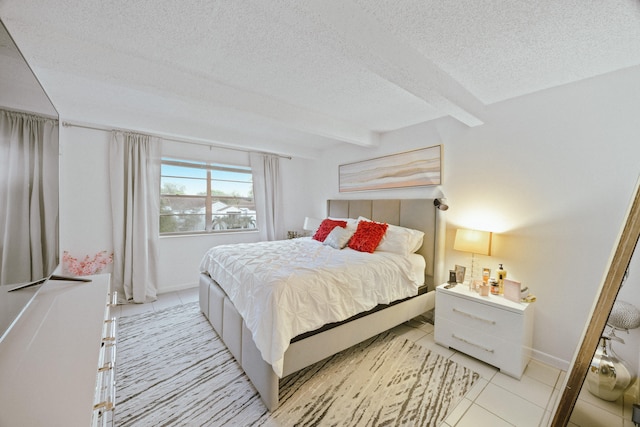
xmin=434 ymin=283 xmax=534 ymax=378
xmin=0 ymin=274 xmax=116 ymax=427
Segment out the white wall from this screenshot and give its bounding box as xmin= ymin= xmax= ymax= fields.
xmin=309 ymin=64 xmax=640 ymax=371
xmin=59 ymin=126 xmax=113 ymax=261
xmin=59 ymin=64 xmax=640 ymax=373
xmin=59 ymin=128 xmax=315 ymax=293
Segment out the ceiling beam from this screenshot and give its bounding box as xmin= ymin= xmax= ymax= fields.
xmin=274 ymin=0 xmax=485 ymax=127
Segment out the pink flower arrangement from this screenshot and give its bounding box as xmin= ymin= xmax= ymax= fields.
xmin=63 ymin=250 xmax=114 ymax=276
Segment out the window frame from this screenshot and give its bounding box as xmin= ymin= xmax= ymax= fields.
xmin=160 ymin=158 xmax=257 ymax=236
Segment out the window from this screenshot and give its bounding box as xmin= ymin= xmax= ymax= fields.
xmin=160 ymin=158 xmax=256 ymax=234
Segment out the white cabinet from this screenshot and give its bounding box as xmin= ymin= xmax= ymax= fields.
xmin=0 ymin=274 xmax=115 ymax=427
xmin=434 ymin=283 xmax=534 ymax=378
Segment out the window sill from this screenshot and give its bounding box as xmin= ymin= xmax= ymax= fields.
xmin=160 ymin=229 xmax=260 ymax=239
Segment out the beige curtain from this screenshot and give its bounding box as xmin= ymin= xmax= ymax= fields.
xmin=0 ymin=110 xmax=58 ymax=285
xmin=250 ymin=152 xmax=284 ymax=241
xmin=109 ymin=131 xmax=161 ymax=303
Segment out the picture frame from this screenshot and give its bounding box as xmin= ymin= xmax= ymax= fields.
xmin=503 ymin=279 xmax=522 ymax=303
xmin=455 ymin=265 xmax=466 ymax=283
xmin=448 ymin=270 xmax=457 ymax=284
xmin=338 ymin=145 xmax=441 ymax=192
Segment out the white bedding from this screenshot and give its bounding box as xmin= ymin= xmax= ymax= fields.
xmin=199 ymin=237 xmax=425 ymax=377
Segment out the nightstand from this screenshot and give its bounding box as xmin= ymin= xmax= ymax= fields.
xmin=434 ymin=283 xmax=534 ymax=378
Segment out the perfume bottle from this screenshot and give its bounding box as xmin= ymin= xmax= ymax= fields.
xmin=497 ymin=264 xmax=507 ymax=295
xmin=482 ymin=268 xmax=490 ymax=284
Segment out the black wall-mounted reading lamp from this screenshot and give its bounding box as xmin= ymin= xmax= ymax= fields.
xmin=434 ymin=198 xmax=449 ymax=211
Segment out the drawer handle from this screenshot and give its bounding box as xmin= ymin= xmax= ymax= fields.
xmin=452 ymin=308 xmax=496 ymax=325
xmin=452 ymin=334 xmax=495 ymax=353
xmin=93 ymin=400 xmax=115 ymax=411
xmin=98 ymin=362 xmax=113 ymax=372
xmin=102 ymin=317 xmax=117 ymax=343
xmin=108 ymin=291 xmax=118 ymax=306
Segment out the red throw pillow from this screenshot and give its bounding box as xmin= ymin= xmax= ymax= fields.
xmin=312 ymin=219 xmax=348 ymax=242
xmin=348 ymin=220 xmax=389 ymax=253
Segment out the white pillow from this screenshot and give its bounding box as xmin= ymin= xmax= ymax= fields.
xmin=357 ymin=216 xmax=424 ymax=255
xmin=329 ymin=217 xmax=358 ymax=230
xmin=323 ymin=226 xmax=355 ymax=249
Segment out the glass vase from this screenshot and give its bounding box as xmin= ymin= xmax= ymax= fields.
xmin=586 ymin=336 xmax=631 ymax=401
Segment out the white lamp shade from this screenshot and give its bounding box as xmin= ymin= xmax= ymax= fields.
xmin=454 ymin=228 xmax=492 ymax=256
xmin=303 ymin=217 xmax=322 ymax=232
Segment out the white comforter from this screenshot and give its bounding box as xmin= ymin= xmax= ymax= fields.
xmin=199 ymin=237 xmax=425 ymax=378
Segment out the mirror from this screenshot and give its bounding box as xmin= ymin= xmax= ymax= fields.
xmin=551 ymin=177 xmax=640 ymax=425
xmin=0 ymin=20 xmax=57 ymax=118
xmin=0 ymin=18 xmax=59 ymax=340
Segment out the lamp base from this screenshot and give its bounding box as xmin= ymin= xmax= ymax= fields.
xmin=470 ymin=253 xmax=478 ymax=281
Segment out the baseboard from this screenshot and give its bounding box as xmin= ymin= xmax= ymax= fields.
xmin=531 ymin=348 xmax=571 ymax=372
xmin=158 ymin=281 xmax=198 ymax=295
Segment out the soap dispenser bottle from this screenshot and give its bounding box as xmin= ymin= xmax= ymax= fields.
xmin=497 ymin=264 xmax=507 ymax=295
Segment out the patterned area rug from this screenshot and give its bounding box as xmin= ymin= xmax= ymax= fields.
xmin=115 ymin=303 xmax=477 ymax=426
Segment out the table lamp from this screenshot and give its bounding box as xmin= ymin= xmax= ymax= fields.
xmin=303 ymin=217 xmax=322 ymax=233
xmin=453 ymin=228 xmax=492 ymax=281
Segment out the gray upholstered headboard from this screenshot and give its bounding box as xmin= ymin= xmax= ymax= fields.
xmin=327 ymin=199 xmax=445 ymax=290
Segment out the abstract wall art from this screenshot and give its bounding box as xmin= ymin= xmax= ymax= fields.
xmin=339 ymin=145 xmax=441 ymax=192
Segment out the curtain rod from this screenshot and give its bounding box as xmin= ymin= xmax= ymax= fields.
xmin=61 ymin=121 xmax=292 ymax=160
xmin=1 ymin=106 xmax=58 ymax=121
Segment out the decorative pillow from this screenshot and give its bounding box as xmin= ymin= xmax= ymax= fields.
xmin=323 ymin=226 xmax=355 ymax=249
xmin=357 ymin=216 xmax=424 ymax=255
xmin=348 ymin=220 xmax=388 ymax=253
xmin=377 ymin=224 xmax=425 ymax=255
xmin=312 ymin=219 xmax=348 ymax=242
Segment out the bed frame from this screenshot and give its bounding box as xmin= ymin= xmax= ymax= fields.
xmin=198 ymin=199 xmax=445 ymax=410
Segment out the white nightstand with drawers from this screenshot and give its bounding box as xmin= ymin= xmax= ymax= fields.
xmin=434 ymin=283 xmax=534 ymax=379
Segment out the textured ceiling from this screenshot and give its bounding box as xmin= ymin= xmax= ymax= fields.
xmin=1 ymin=0 xmax=639 ymax=157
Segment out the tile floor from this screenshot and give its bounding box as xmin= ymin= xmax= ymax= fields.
xmin=115 ymin=288 xmax=637 ymax=427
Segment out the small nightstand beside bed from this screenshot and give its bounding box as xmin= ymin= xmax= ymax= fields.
xmin=198 ymin=199 xmax=445 ymax=410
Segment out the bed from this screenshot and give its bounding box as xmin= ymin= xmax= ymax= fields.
xmin=198 ymin=198 xmax=445 ymax=410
